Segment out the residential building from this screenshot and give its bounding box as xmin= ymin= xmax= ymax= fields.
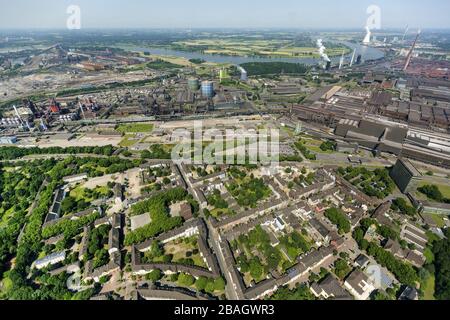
xmin=310 ymin=274 xmax=353 ymax=300
xmin=34 ymin=251 xmax=66 ymax=270
xmin=344 ymin=270 xmax=376 ymax=300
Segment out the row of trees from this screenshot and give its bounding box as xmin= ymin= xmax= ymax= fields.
xmin=240 ymin=62 xmax=309 ymax=76
xmin=0 ymin=145 xmax=116 ymax=160
xmin=418 ymin=185 xmax=450 ymax=204
xmin=353 ymin=223 xmax=417 ymax=287
xmin=320 ymin=140 xmax=337 ymax=152
xmin=268 ymin=284 xmax=315 ymax=300
xmin=432 ymin=228 xmax=450 ymax=299
xmin=42 ymin=210 xmax=101 ymax=240
xmin=391 ymin=198 xmax=417 ymax=216
xmin=170 ymin=272 xmax=225 ymax=294
xmin=0 ymin=160 xmax=58 ymax=277
xmin=294 ymin=140 xmax=316 ymax=161
xmin=141 ymin=145 xmax=172 ymax=160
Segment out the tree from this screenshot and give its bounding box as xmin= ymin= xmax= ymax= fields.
xmin=249 ymin=257 xmax=264 ymax=280
xmin=320 ymin=141 xmax=337 ymax=152
xmin=195 ymin=276 xmax=208 ymax=291
xmin=178 ymin=273 xmax=195 ymax=287
xmin=61 ymin=196 xmax=77 ymax=213
xmin=146 ymin=269 xmax=163 ymax=282
xmin=214 ymin=277 xmax=226 ymax=291
xmin=93 ymin=249 xmax=109 ymax=269
xmin=149 ymin=241 xmax=164 ymax=259
xmin=433 ymin=228 xmax=450 ymax=300
xmin=205 ymin=280 xmax=216 ymax=294
xmin=333 ymin=259 xmax=351 ymax=280
xmin=418 ymin=185 xmax=448 ymax=203
xmin=391 ymin=198 xmax=416 ymax=216
xmin=324 ymin=208 xmax=351 ymax=234
xmin=269 ymin=284 xmax=315 ymax=300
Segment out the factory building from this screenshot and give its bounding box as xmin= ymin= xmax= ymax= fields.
xmin=0 ymin=136 xmax=18 ymax=145
xmin=389 ymin=158 xmax=422 ymax=193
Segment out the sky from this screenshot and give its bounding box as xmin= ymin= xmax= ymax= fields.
xmin=0 ymin=0 xmax=449 ymax=30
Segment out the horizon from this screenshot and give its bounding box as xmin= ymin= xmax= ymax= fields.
xmin=1 ymin=0 xmax=450 ymax=30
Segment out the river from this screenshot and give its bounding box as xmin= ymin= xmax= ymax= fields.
xmin=125 ymin=41 xmax=384 ymax=66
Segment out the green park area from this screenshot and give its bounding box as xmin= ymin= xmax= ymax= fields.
xmin=337 ymin=166 xmax=395 ymax=199
xmin=205 ymin=189 xmax=236 ymax=218
xmin=171 ymin=38 xmax=350 ymax=59
xmin=146 ymin=59 xmax=183 ymax=70
xmin=116 ymin=123 xmax=154 ymax=133
xmin=119 ymin=134 xmax=139 ymax=147
xmin=226 ymin=167 xmax=272 ymax=209
xmin=141 ymin=236 xmax=207 ymax=269
xmin=125 ymin=188 xmax=190 ymax=245
xmin=232 ymin=226 xmax=311 ymax=286
xmin=423 ymin=274 xmax=436 ymax=300
xmin=69 ymin=185 xmax=112 ymax=202
xmin=415 ymin=182 xmax=450 ymax=203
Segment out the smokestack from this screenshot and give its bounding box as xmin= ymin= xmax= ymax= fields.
xmin=79 ymin=102 xmax=86 ymax=120
xmin=402 ymin=25 xmax=409 ymax=41
xmin=404 ymin=29 xmax=421 ymax=72
xmin=350 ymin=49 xmax=357 ymax=67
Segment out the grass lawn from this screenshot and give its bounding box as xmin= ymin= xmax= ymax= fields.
xmin=70 ymin=185 xmax=110 ymax=202
xmin=430 ymin=214 xmax=446 ymax=228
xmin=116 ymin=123 xmax=154 ymax=133
xmin=119 ymin=134 xmax=139 ymax=147
xmin=162 ymin=237 xmax=208 ymax=269
xmin=422 ymin=275 xmax=435 ymax=300
xmin=210 ymin=208 xmax=235 ymax=218
xmin=416 ymin=181 xmax=450 ymax=199
xmin=301 ymin=137 xmax=336 ymax=154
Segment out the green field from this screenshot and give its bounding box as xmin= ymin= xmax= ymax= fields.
xmin=415 ymin=182 xmax=450 ymax=201
xmin=422 ymin=275 xmax=435 ymax=300
xmin=119 ymin=134 xmax=140 ymax=147
xmin=69 ymin=186 xmax=111 ymax=202
xmin=116 ymin=123 xmax=154 ymax=133
xmin=171 ymin=38 xmax=350 ymax=59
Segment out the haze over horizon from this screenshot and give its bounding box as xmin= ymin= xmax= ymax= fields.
xmin=0 ymin=0 xmax=449 ymax=30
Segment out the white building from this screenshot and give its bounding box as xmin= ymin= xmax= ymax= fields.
xmin=344 ymin=270 xmax=376 ymax=300
xmin=34 ymin=251 xmax=66 ymax=270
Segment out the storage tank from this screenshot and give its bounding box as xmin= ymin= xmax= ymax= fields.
xmin=188 ymin=78 xmax=200 ymax=91
xmin=201 ymin=81 xmax=214 ymax=98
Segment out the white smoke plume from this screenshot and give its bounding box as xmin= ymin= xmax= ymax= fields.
xmin=316 ymin=39 xmax=331 ymax=62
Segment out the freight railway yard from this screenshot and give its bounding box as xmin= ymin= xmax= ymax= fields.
xmin=0 ymin=29 xmax=450 ymax=301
